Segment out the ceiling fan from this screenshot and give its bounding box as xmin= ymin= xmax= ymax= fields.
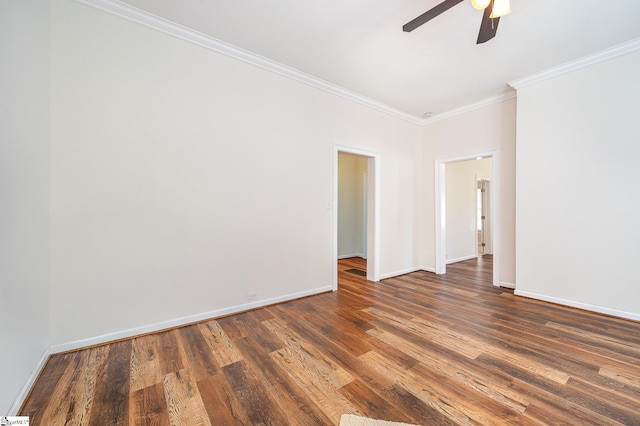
xmin=403 ymin=0 xmax=512 ymax=44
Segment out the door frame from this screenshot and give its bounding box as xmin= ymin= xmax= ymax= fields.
xmin=435 ymin=150 xmax=500 ymax=286
xmin=362 ymin=172 xmax=368 ymax=259
xmin=333 ymin=145 xmax=380 ymax=290
xmin=476 ymin=176 xmax=492 ymax=256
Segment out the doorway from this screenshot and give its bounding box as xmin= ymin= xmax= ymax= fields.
xmin=435 ymin=151 xmax=500 ymax=286
xmin=333 ymin=145 xmax=379 ymax=290
xmin=337 ymin=153 xmax=368 ymax=261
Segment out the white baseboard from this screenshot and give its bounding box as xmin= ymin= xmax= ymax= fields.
xmin=337 ymin=253 xmax=365 ymax=259
xmin=50 ymin=285 xmax=333 ymax=354
xmin=499 ymin=281 xmax=516 ymax=289
xmin=379 ymin=266 xmax=436 ymax=280
xmin=446 ymin=255 xmax=477 ymax=265
xmin=514 ymin=290 xmax=640 ymax=322
xmin=8 ymin=347 xmax=50 ymax=415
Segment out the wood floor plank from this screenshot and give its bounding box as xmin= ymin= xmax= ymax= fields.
xmin=20 ymin=256 xmax=640 ymax=425
xmin=37 ymin=349 xmax=90 ymax=425
xmin=19 ymin=352 xmax=74 ymax=423
xmin=285 ymin=314 xmax=415 ymax=389
xmin=269 ymin=348 xmax=361 ymax=424
xmin=88 ymin=340 xmax=131 ymax=426
xmin=65 ymin=346 xmax=109 ymax=425
xmin=129 ymin=382 xmax=170 ymax=426
xmin=367 ymin=326 xmax=530 ymax=414
xmin=177 ymin=325 xmax=220 ymax=381
xmin=261 ymin=319 xmax=363 ymax=424
xmin=293 ymin=309 xmax=374 ymax=357
xmin=234 ymin=335 xmax=334 ymax=425
xmin=522 ymin=402 xmax=626 ymax=426
xmin=197 ymin=320 xmax=243 ymax=367
xmin=360 ymin=350 xmax=479 ymax=425
xmin=130 ymin=334 xmax=163 ymax=393
xmin=565 ymin=376 xmax=640 ymax=425
xmin=163 ymin=369 xmax=211 ymax=426
xmin=197 ymin=373 xmax=252 ymax=425
xmin=216 ymin=314 xmax=254 ymax=341
xmin=473 ymin=352 xmax=632 ymax=425
xmin=156 ymin=330 xmax=185 ymax=376
xmin=365 ymin=306 xmax=484 ymax=359
xmin=546 ymin=321 xmax=640 ymax=359
xmin=599 ymin=364 xmax=640 ymax=390
xmin=451 ymin=318 xmax=640 ymax=401
xmin=369 ymin=294 xmax=572 ymax=387
xmin=262 ymin=318 xmax=355 ymax=388
xmin=222 ymin=360 xmax=290 ymax=425
xmin=338 ymin=379 xmax=416 ymax=425
xmin=384 ymin=384 xmax=459 ymax=426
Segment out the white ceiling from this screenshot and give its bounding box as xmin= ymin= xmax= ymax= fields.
xmin=119 ymin=0 xmax=640 ymax=120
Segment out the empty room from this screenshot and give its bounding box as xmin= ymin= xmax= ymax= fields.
xmin=2 ymin=0 xmax=640 ymax=424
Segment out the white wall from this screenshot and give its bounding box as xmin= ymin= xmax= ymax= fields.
xmin=445 ymin=158 xmax=492 ymax=263
xmin=49 ymin=0 xmax=421 ymax=347
xmin=419 ymin=98 xmax=516 ymax=285
xmin=338 ymin=154 xmax=368 ymax=258
xmin=0 ymin=0 xmax=51 ymax=414
xmin=515 ymin=49 xmax=640 ymax=319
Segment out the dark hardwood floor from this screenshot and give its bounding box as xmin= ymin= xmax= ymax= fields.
xmin=20 ymin=256 xmax=640 ymax=425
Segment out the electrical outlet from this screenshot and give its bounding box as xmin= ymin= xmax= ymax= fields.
xmin=247 ymin=291 xmax=259 ymax=301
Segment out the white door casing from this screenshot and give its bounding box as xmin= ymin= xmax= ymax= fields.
xmin=333 ymin=145 xmax=380 ymax=289
xmin=435 ymin=150 xmax=500 ymax=286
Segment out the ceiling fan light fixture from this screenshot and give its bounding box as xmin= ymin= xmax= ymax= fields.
xmin=471 ymin=0 xmax=491 ymax=10
xmin=489 ymin=0 xmax=511 ymax=18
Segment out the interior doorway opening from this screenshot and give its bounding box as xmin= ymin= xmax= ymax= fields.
xmin=435 ymin=151 xmax=500 ymax=287
xmin=337 ymin=153 xmax=368 ymax=262
xmin=333 ymin=145 xmax=379 ymax=290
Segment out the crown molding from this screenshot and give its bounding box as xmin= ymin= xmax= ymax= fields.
xmin=509 ymin=37 xmax=640 ymax=90
xmin=425 ymin=91 xmax=516 ymax=124
xmin=73 ymin=0 xmax=425 ymax=125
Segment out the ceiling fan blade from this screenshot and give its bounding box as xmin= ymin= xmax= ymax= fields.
xmin=476 ymin=0 xmax=499 ymax=43
xmin=403 ymin=0 xmax=464 ymax=32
